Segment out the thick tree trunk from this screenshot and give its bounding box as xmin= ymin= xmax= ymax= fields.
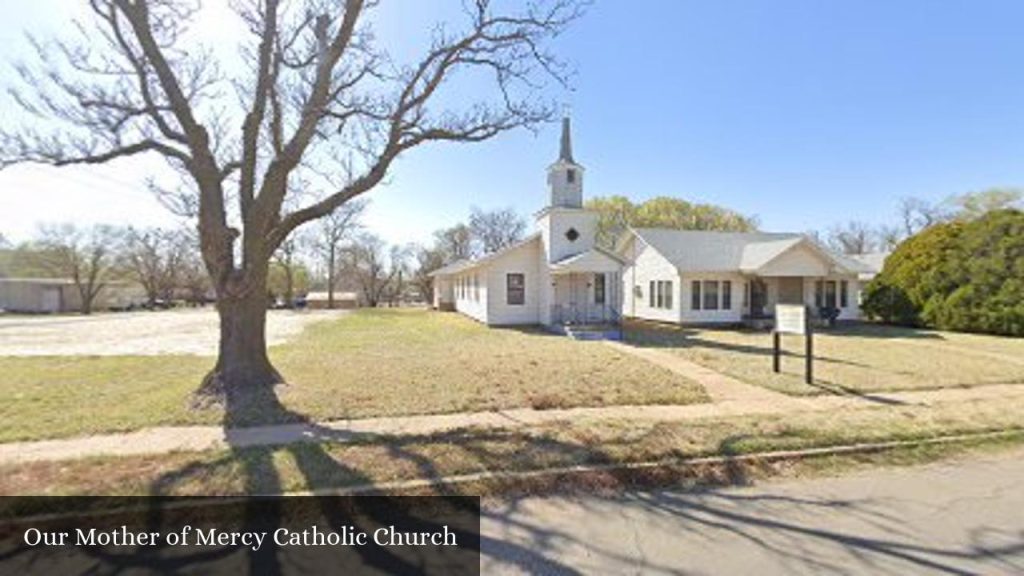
xmin=198 ymin=283 xmax=282 ymax=398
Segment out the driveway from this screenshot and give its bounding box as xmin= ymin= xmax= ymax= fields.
xmin=0 ymin=308 xmax=347 ymax=356
xmin=481 ymin=447 xmax=1024 ymax=575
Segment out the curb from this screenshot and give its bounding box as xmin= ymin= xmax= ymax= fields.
xmin=285 ymin=428 xmax=1024 ymax=497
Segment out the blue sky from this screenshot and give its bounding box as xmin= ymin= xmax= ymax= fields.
xmin=2 ymin=1 xmax=1024 ymax=245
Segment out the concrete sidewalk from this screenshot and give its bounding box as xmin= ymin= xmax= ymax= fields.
xmin=3 ymin=382 xmax=1022 ymax=465
xmin=605 ymin=340 xmax=792 ymax=403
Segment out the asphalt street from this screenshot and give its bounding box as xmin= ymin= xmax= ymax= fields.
xmin=481 ymin=447 xmax=1024 ymax=575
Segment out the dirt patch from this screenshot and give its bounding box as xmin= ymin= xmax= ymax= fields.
xmin=0 ymin=309 xmax=347 ymax=356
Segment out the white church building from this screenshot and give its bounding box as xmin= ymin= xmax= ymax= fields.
xmin=430 ymin=119 xmax=872 ymax=332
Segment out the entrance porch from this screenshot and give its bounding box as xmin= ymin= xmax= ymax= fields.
xmin=546 ymin=270 xmax=622 ymax=339
xmin=543 ymin=248 xmax=624 ymax=339
xmin=742 ymin=275 xmax=858 ymax=328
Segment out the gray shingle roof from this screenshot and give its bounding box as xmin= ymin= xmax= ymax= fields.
xmin=631 ymin=228 xmax=871 ymax=274
xmin=631 ymin=228 xmax=798 ymax=272
xmin=428 ymin=233 xmax=541 ymax=277
xmin=850 ymin=252 xmax=890 ymax=274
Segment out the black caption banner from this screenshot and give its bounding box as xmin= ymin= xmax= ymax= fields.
xmin=0 ymin=496 xmax=480 ymax=575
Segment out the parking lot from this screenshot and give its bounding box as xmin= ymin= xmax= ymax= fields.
xmin=0 ymin=308 xmax=347 ymax=356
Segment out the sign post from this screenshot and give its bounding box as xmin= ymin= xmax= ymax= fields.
xmin=772 ymin=304 xmax=814 ymax=384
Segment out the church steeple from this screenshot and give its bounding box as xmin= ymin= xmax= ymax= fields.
xmin=559 ymin=116 xmax=574 ymax=163
xmin=547 ymin=116 xmax=584 ymax=208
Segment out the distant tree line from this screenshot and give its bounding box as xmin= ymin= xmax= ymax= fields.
xmin=815 ymin=188 xmax=1023 ymax=255
xmin=411 ymin=206 xmax=528 ymax=303
xmin=0 ymin=223 xmax=209 ymax=314
xmin=585 ymin=195 xmax=759 ymax=249
xmin=0 ymin=199 xmax=417 ymax=313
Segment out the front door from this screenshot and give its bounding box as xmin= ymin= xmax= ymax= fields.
xmin=749 ymin=280 xmax=768 ymax=317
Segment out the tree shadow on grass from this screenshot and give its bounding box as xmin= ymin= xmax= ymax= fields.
xmin=142 ymin=385 xmax=575 ymax=575
xmin=7 ymin=384 xmax=1012 ymax=574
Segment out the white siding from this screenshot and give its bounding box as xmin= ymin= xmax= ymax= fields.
xmin=433 ymin=277 xmax=454 ymax=309
xmin=537 ymin=208 xmax=599 ymax=264
xmin=757 ymin=244 xmax=831 ymax=277
xmin=680 ymin=273 xmax=745 ymax=323
xmin=453 ymin=270 xmax=488 ymax=323
xmin=486 ymin=238 xmax=542 ymax=325
xmin=620 ymin=236 xmax=682 ymax=323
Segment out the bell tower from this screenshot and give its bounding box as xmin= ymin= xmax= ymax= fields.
xmin=536 ymin=116 xmax=598 ymax=265
xmin=546 ymin=117 xmax=584 ymax=208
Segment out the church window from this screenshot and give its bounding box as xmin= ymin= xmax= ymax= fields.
xmin=567 ymin=169 xmax=576 ymax=183
xmin=565 ymin=227 xmax=579 ymax=242
xmin=594 ymin=274 xmax=606 ymax=305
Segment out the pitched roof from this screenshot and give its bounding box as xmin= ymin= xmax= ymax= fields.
xmin=550 ymin=247 xmax=623 ymax=273
xmin=631 ymin=228 xmax=797 ymax=272
xmin=850 ymin=252 xmax=889 ymax=274
xmin=428 ymin=233 xmax=541 ymax=277
xmin=629 ymin=228 xmax=870 ymax=274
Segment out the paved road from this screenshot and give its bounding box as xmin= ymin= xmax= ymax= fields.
xmin=480 ymin=448 xmax=1024 ymax=575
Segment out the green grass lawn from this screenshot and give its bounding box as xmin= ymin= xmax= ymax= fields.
xmin=0 ymin=309 xmax=706 ymax=442
xmin=624 ymin=321 xmax=1024 ymax=396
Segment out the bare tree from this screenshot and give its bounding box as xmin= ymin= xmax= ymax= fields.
xmin=383 ymin=243 xmax=413 ymax=306
xmin=875 ymin=224 xmax=903 ymax=252
xmin=469 ymin=206 xmax=526 ymax=254
xmin=412 ymin=244 xmax=445 ymax=305
xmin=36 ymin=223 xmax=119 ymax=314
xmin=898 ymin=196 xmax=944 ymax=237
xmin=345 ymin=233 xmax=397 ymax=308
xmin=826 ymin=221 xmax=878 ymax=255
xmin=270 ymin=234 xmax=306 ymax=308
xmin=177 ymin=230 xmax=212 ymax=306
xmin=311 ymin=199 xmax=365 ymax=308
xmin=1 ymin=0 xmax=582 ymax=395
xmin=121 ymin=226 xmax=188 ymax=306
xmin=433 ymin=223 xmax=474 ymax=263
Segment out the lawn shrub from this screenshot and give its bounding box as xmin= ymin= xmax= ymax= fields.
xmin=863 ymin=209 xmax=1024 ymax=336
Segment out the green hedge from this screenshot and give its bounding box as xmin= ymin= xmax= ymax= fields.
xmin=862 ymin=209 xmax=1024 ymax=336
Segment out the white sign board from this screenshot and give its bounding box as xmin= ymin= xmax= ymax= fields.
xmin=775 ymin=304 xmax=808 ymax=335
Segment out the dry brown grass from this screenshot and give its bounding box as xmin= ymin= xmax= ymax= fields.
xmin=3 ymin=392 xmax=1020 ymax=496
xmin=0 ymin=309 xmax=706 ymax=442
xmin=625 ymin=321 xmax=1024 ymax=396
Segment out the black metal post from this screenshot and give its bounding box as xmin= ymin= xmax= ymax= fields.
xmin=773 ymin=331 xmax=781 ymax=373
xmin=805 ymin=331 xmax=813 ymax=384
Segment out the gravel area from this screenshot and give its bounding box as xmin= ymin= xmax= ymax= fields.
xmin=0 ymin=308 xmax=347 ymax=356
